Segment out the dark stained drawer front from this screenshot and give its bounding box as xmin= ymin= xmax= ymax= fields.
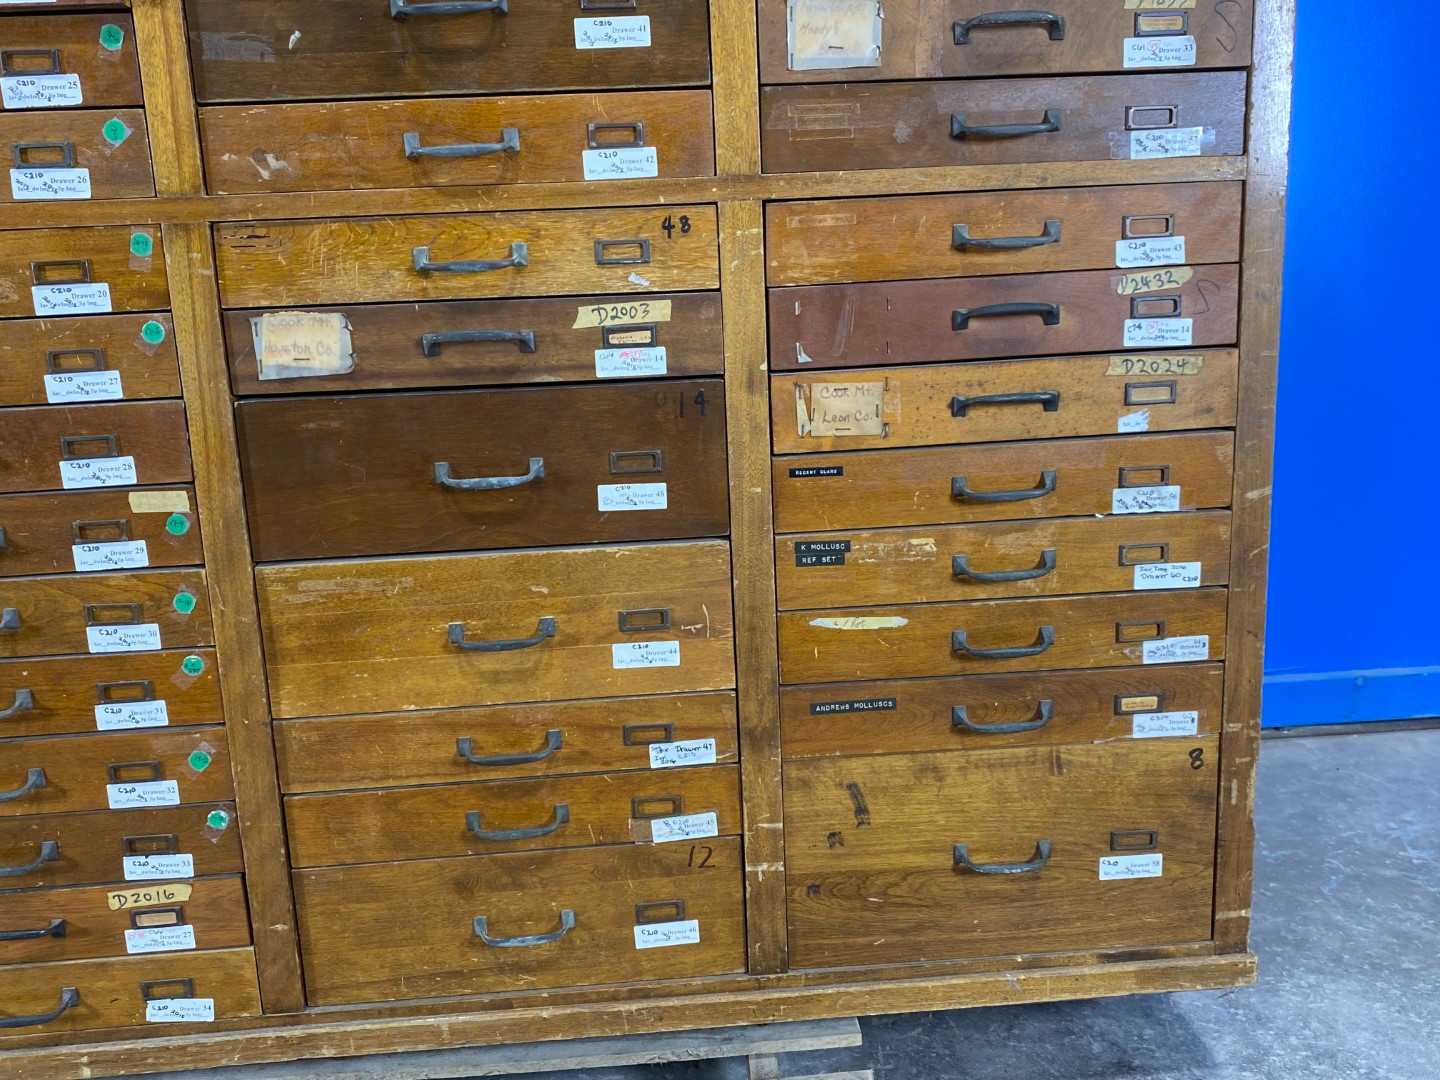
xmin=772 ymin=349 xmax=1240 ymax=452
xmin=781 ymin=663 xmax=1225 ymax=759
xmin=275 ymin=691 xmax=738 ymax=793
xmin=224 ymin=293 xmax=723 ymax=395
xmin=214 ymin=206 xmax=720 ymax=308
xmin=1 ymin=110 xmax=154 ymax=202
xmin=286 ymin=764 xmax=741 ymax=867
xmin=256 ymin=540 xmax=736 ymax=718
xmin=237 ymin=381 xmax=729 ymax=561
xmin=778 ymin=588 xmax=1228 ymax=684
xmin=0 ymin=649 xmax=222 ymax=740
xmin=0 ymin=488 xmax=202 ymax=578
xmin=761 ymin=71 xmax=1246 ymax=173
xmin=776 ymin=510 xmax=1232 ymax=609
xmin=773 ymin=430 xmax=1234 ymax=533
xmin=200 ymin=90 xmax=717 ymax=195
xmin=758 ymin=0 xmax=1252 ymax=82
xmin=0 ymin=402 xmax=193 ymax=496
xmin=0 ymin=314 xmax=180 ymax=407
xmin=784 ymin=740 xmax=1218 ymax=968
xmin=0 ymin=226 xmax=169 ymax=319
xmin=295 ymin=841 xmax=746 ymax=1007
xmin=0 ymin=15 xmax=143 ymax=110
xmin=186 ymin=0 xmax=712 ymax=103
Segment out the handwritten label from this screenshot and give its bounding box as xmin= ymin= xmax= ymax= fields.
xmin=787 ymin=0 xmax=883 ymax=70
xmin=252 ymin=312 xmax=354 ymax=380
xmin=1117 ymin=409 xmax=1151 ymax=433
xmin=795 ymin=539 xmax=850 ymax=567
xmin=808 ymin=615 xmax=908 ymax=630
xmin=649 ymin=811 xmax=718 ymax=843
xmin=1131 ymin=126 xmax=1205 ymax=159
xmin=1112 ymin=485 xmax=1181 ymax=515
xmin=1133 ymin=561 xmax=1202 ymax=590
xmin=796 ymin=381 xmax=885 ymax=437
xmin=1125 ymin=0 xmax=1197 ymax=8
xmin=125 ymin=924 xmax=197 ymax=955
xmin=107 ymin=780 xmax=180 ymax=809
xmin=96 ymin=699 xmax=171 ymax=731
xmin=87 ymin=622 xmax=162 ymax=654
xmin=60 ymin=455 xmax=137 ymax=489
xmin=1099 ymin=853 xmax=1164 ymax=880
xmin=145 ymin=998 xmax=214 ymax=1024
xmin=107 ymin=882 xmax=192 ymax=910
xmin=123 ymin=853 xmax=195 ymax=881
xmin=634 ymin=919 xmax=701 ymax=949
xmin=582 ymin=146 xmax=659 ymax=180
xmin=1 ymin=73 xmax=83 ymax=109
xmin=574 ymin=15 xmax=651 ymax=48
xmin=1124 ymin=317 xmax=1193 ymax=347
xmin=649 ymin=738 xmax=718 ymax=769
xmin=595 ymin=346 xmax=667 ymax=378
xmin=1115 ymin=239 xmax=1187 ymax=269
xmin=73 ymin=539 xmax=150 ymax=572
xmin=129 ymin=490 xmax=191 ymax=513
xmin=1123 ymin=35 xmax=1196 ymax=68
xmin=33 ymin=283 xmax=112 ymax=315
xmin=10 ymin=167 xmax=91 ymax=200
xmin=45 ymin=369 xmax=123 ymax=403
xmin=1141 ymin=635 xmax=1210 ymax=664
xmin=572 ymin=299 xmax=670 ymax=328
xmin=1132 ymin=710 xmax=1200 ymax=738
xmin=612 ymin=640 xmax=681 ymax=669
xmin=1105 ymin=354 xmax=1204 ymax=377
xmin=598 ymin=482 xmax=667 ymax=511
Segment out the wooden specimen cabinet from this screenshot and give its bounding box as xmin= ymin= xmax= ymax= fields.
xmin=0 ymin=0 xmax=1292 ymax=1075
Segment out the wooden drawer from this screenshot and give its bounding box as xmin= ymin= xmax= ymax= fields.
xmin=0 ymin=402 xmax=192 ymax=495
xmin=0 ymin=949 xmax=260 ymax=1035
xmin=0 ymin=649 xmax=222 ymax=740
xmin=295 ymin=841 xmax=745 ymax=1007
xmin=773 ymin=430 xmax=1234 ymax=533
xmin=758 ymin=0 xmax=1252 ymax=82
xmin=0 ymin=488 xmax=202 ymax=578
xmin=784 ymin=740 xmax=1218 ymax=968
xmin=213 ymin=206 xmax=720 ymax=308
xmin=2 ymin=109 xmax=154 ymax=202
xmin=237 ymin=381 xmax=729 ymax=561
xmin=275 ymin=691 xmax=737 ymax=794
xmin=0 ymin=803 xmax=242 ymax=890
xmin=0 ymin=876 xmax=250 ymax=965
xmin=781 ymin=663 xmax=1225 ymax=759
xmin=0 ymin=15 xmax=143 ymax=110
xmin=777 ymin=510 xmax=1232 ymax=609
xmin=761 ymin=71 xmax=1246 ymax=173
xmin=186 ymin=0 xmax=712 ymax=103
xmin=0 ymin=728 xmax=231 ymax=818
xmin=286 ymin=764 xmax=741 ymax=868
xmin=0 ymin=314 xmax=180 ymax=406
xmin=200 ymin=90 xmax=717 ymax=195
xmin=257 ymin=540 xmax=735 ymax=718
xmin=772 ymin=350 xmax=1239 ymax=451
xmin=224 ymin=293 xmax=723 ymax=395
xmin=778 ymin=587 xmax=1227 ymax=684
xmin=0 ymin=226 xmax=169 ymax=319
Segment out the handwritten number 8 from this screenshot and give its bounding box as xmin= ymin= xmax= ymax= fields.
xmin=1189 ymin=747 xmax=1205 ymax=770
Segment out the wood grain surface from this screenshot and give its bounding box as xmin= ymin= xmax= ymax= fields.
xmin=0 ymin=110 xmax=155 ymax=202
xmin=0 ymin=314 xmax=179 ymax=406
xmin=0 ymin=487 xmax=201 ymax=577
xmin=0 ymin=225 xmax=168 ymax=318
xmin=0 ymin=14 xmax=143 ymax=107
xmin=0 ymin=401 xmax=192 ymax=495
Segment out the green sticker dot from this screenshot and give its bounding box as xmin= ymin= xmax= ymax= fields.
xmin=140 ymin=319 xmax=167 ymax=345
xmin=206 ymin=809 xmax=230 ymax=830
xmin=181 ymin=654 xmax=205 ymax=677
xmin=103 ymin=117 xmax=131 ymax=146
xmin=165 ymin=512 xmax=191 ymax=536
xmin=129 ymin=231 xmax=154 ymax=258
xmin=99 ymin=23 xmax=125 ymax=51
xmin=173 ymin=591 xmax=198 ymax=615
xmin=188 ymin=750 xmax=213 ymax=772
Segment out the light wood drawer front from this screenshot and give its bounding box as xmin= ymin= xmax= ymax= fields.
xmin=758 ymin=0 xmax=1252 ymax=82
xmin=0 ymin=876 xmax=250 ymax=965
xmin=0 ymin=803 xmax=242 ymax=891
xmin=286 ymin=764 xmax=741 ymax=868
xmin=185 ymin=0 xmax=712 ymax=103
xmin=201 ymin=91 xmax=717 ymax=195
xmin=237 ymin=381 xmax=729 ymax=562
xmin=773 ymin=430 xmax=1234 ymax=533
xmin=0 ymin=314 xmax=180 ymax=407
xmin=0 ymin=488 xmax=202 ymax=578
xmin=761 ymin=71 xmax=1246 ymax=173
xmin=766 ymin=183 xmax=1240 ymax=286
xmin=0 ymin=402 xmax=193 ymax=495
xmin=0 ymin=729 xmax=231 ymax=819
xmin=257 ymin=540 xmax=736 ymax=719
xmin=214 ymin=207 xmax=720 ymax=308
xmin=0 ymin=569 xmax=212 ymax=661
xmin=778 ymin=588 xmax=1227 ymax=684
xmin=0 ymin=15 xmax=143 ymax=109
xmin=782 ymin=663 xmax=1225 ymax=759
xmin=275 ymin=691 xmax=737 ymax=793
xmin=0 ymin=226 xmax=169 ymax=319
xmin=225 ymin=294 xmax=722 ymax=396
xmin=777 ymin=511 xmax=1231 ymax=609
xmin=0 ymin=649 xmax=222 ymax=740
xmin=784 ymin=740 xmax=1218 ymax=968
xmin=1 ymin=110 xmax=154 ymax=202
xmin=0 ymin=948 xmax=260 ymax=1035
xmin=295 ymin=841 xmax=746 ymax=1007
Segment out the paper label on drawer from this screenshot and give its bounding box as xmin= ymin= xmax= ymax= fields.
xmin=73 ymin=539 xmax=150 ymax=572
xmin=1099 ymin=853 xmax=1164 ymax=880
xmin=582 ymin=146 xmax=659 ymax=181
xmin=598 ymin=482 xmax=667 ymax=511
xmin=11 ymin=167 xmax=92 ymax=200
xmin=1133 ymin=561 xmax=1201 ymax=590
xmin=1132 ymin=710 xmax=1200 ymax=738
xmin=129 ymin=490 xmax=191 ymax=513
xmin=574 ymin=15 xmax=651 ymax=48
xmin=795 ymin=381 xmax=885 ymax=438
xmin=108 ymin=780 xmax=180 ymax=809
xmin=595 ymin=346 xmax=667 ymax=378
xmin=1124 ymin=317 xmax=1193 ymax=347
xmin=649 ymin=738 xmax=718 ymax=769
xmin=649 ymin=811 xmax=718 ymax=843
xmin=123 ymin=853 xmax=195 ymax=881
xmin=252 ymin=311 xmax=355 ymax=380
xmin=45 ymin=369 xmax=124 ymax=403
xmin=107 ymin=883 xmax=192 ymax=910
xmin=573 ymin=299 xmax=671 ymax=328
xmin=634 ymin=919 xmax=701 ymax=949
xmin=787 ymin=0 xmax=883 ymax=70
xmin=1130 ymin=126 xmax=1205 ymax=159
xmin=145 ymin=998 xmax=214 ymax=1024
xmin=1125 ymin=0 xmax=1198 ymax=8
xmin=1142 ymin=635 xmax=1210 ymax=664
xmin=1123 ymin=35 xmax=1196 ymax=68
xmin=1115 ymin=237 xmax=1187 ymax=269
xmin=1114 ymin=266 xmax=1193 ymax=294
xmin=125 ymin=924 xmax=197 ymax=955
xmin=1106 ymin=353 xmax=1204 ymax=377
xmin=1117 ymin=409 xmax=1151 ymax=433
xmin=32 ymin=283 xmax=112 ymax=316
xmin=87 ymin=622 xmax=162 ymax=654
xmin=612 ymin=640 xmax=681 ymax=669
xmin=96 ymin=699 xmax=171 ymax=731
xmin=60 ymin=455 xmax=137 ymax=490
xmin=1 ymin=73 xmax=83 ymax=109
xmin=1112 ymin=485 xmax=1181 ymax=515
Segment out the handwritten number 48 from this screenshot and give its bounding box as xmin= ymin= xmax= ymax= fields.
xmin=661 ymin=214 xmax=692 ymax=239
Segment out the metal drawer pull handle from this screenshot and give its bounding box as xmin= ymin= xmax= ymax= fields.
xmin=0 ymin=987 xmax=80 ymax=1030
xmin=951 ymin=469 xmax=1056 ymax=503
xmin=952 ymin=699 xmax=1053 ymax=734
xmin=0 ymin=918 xmax=66 ymax=943
xmin=0 ymin=526 xmax=6 ymax=550
xmin=412 ymin=242 xmax=528 ymax=274
xmin=952 ymin=218 xmax=1061 ymax=251
xmin=953 ymin=10 xmax=1065 ymax=43
xmin=12 ymin=141 xmax=76 ymax=169
xmin=953 ymin=840 xmax=1052 ymax=875
xmin=952 ymin=549 xmax=1057 ymax=583
xmin=0 ymin=608 xmax=20 ymax=631
xmin=952 ymin=302 xmax=1060 ymax=331
xmin=950 ymin=390 xmax=1060 ymax=417
xmin=466 ymin=803 xmax=570 ymax=842
xmin=391 ymin=0 xmax=508 ymax=16
xmin=457 ymin=729 xmax=563 ymax=766
xmin=421 ymin=329 xmax=537 ymax=356
xmin=473 ymin=909 xmax=575 ymax=948
xmin=0 ymin=839 xmax=59 ymax=879
xmin=952 ymin=625 xmax=1055 ymax=660
xmin=434 ymin=457 xmax=544 ymax=491
xmin=951 ymin=109 xmax=1062 ymax=140
xmin=448 ymin=616 xmax=557 ymax=653
xmin=0 ymin=689 xmax=35 ymax=720
xmin=0 ymin=768 xmax=46 ymax=803
xmin=403 ymin=127 xmax=520 ymax=159
xmin=1 ymin=49 xmax=62 ymax=77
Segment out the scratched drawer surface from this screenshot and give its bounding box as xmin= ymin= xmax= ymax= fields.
xmin=0 ymin=314 xmax=180 ymax=407
xmin=0 ymin=15 xmax=143 ymax=110
xmin=200 ymin=90 xmax=717 ymax=194
xmin=0 ymin=226 xmax=168 ymax=319
xmin=295 ymin=840 xmax=746 ymax=1007
xmin=0 ymin=402 xmax=192 ymax=496
xmin=781 ymin=663 xmax=1225 ymax=759
xmin=778 ymin=587 xmax=1227 ymax=684
xmin=1 ymin=109 xmax=154 ymax=202
xmin=214 ymin=207 xmax=720 ymax=309
xmin=784 ymin=739 xmax=1218 ymax=969
xmin=275 ymin=691 xmax=737 ymax=793
xmin=256 ymin=540 xmax=736 ymax=719
xmin=0 ymin=488 xmax=202 ymax=579
xmin=761 ymin=71 xmax=1246 ymax=173
xmin=185 ymin=0 xmax=712 ymax=103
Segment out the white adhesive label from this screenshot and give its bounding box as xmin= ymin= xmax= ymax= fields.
xmin=1099 ymin=853 xmax=1164 ymax=880
xmin=32 ymin=283 xmax=112 ymax=316
xmin=595 ymin=346 xmax=667 ymax=378
xmin=87 ymin=623 xmax=162 ymax=654
xmin=1124 ymin=317 xmax=1193 ymax=347
xmin=1123 ymin=35 xmax=1197 ymax=68
xmin=574 ymin=15 xmax=651 ymax=48
xmin=787 ymin=0 xmax=883 ymax=70
xmin=59 ymin=455 xmax=137 ymax=490
xmin=1117 ymin=409 xmax=1151 ymax=433
xmin=1142 ymin=635 xmax=1210 ymax=664
xmin=125 ymin=924 xmax=197 ymax=955
xmin=73 ymin=540 xmax=150 ymax=572
xmin=123 ymin=853 xmax=195 ymax=881
xmin=634 ymin=919 xmax=701 ymax=949
xmin=145 ymin=998 xmax=214 ymax=1023
xmin=582 ymin=146 xmax=659 ymax=181
xmin=1132 ymin=710 xmax=1200 ymax=738
xmin=649 ymin=738 xmax=718 ymax=769
xmin=107 ymin=780 xmax=180 ymax=809
xmin=1 ymin=73 xmax=83 ymax=109
xmin=1133 ymin=561 xmax=1201 ymax=590
xmin=598 ymin=482 xmax=668 ymax=511
xmin=649 ymin=811 xmax=718 ymax=843
xmin=10 ymin=167 xmax=91 ymax=200
xmin=45 ymin=369 xmax=123 ymax=403
xmin=1111 ymin=485 xmax=1181 ymax=515
xmin=1130 ymin=126 xmax=1205 ymax=159
xmin=1115 ymin=236 xmax=1186 ymax=268
xmin=96 ymin=699 xmax=171 ymax=731
xmin=612 ymin=640 xmax=681 ymax=669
